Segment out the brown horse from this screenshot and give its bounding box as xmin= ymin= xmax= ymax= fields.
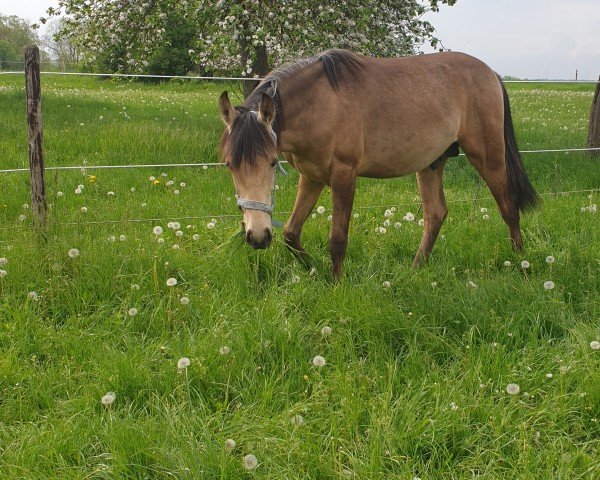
xmin=218 ymin=49 xmax=539 ymax=280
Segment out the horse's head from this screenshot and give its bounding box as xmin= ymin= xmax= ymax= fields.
xmin=219 ymin=91 xmax=279 ymax=249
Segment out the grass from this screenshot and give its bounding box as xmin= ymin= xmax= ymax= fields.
xmin=0 ymin=74 xmax=599 ymax=479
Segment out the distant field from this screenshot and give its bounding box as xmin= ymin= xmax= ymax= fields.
xmin=0 ymin=75 xmax=598 ymax=479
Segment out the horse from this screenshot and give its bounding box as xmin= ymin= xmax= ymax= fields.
xmin=218 ymin=49 xmax=539 ymax=280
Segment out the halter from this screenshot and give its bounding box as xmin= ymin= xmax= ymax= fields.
xmin=235 ymin=110 xmax=286 ymax=225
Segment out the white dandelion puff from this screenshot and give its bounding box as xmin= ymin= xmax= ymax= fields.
xmin=394 ymin=222 xmax=402 ymax=229
xmin=467 ymin=281 xmax=478 ymax=289
xmin=546 ymin=373 xmax=553 ymax=379
xmin=131 ymin=284 xmax=140 ymax=291
xmin=521 ymin=260 xmax=530 ymax=269
xmin=206 ymin=222 xmax=216 ymax=229
xmin=128 ymin=308 xmax=138 ymax=316
xmin=176 ymin=230 xmax=184 ymax=237
xmin=545 ymin=255 xmax=555 ymax=264
xmin=312 ymin=355 xmax=326 ymax=367
xmin=316 ymin=206 xmax=325 ymax=214
xmin=153 ymin=226 xmax=163 ymax=235
xmin=504 ymin=261 xmax=512 ymax=267
xmin=450 ymin=402 xmax=458 ymax=411
xmin=243 ymin=454 xmax=258 ymax=470
xmin=482 ymin=214 xmax=490 ymax=220
xmin=480 ymin=207 xmax=488 ymax=213
xmin=543 ymin=280 xmax=555 ymax=291
xmin=384 ymin=209 xmax=393 ymax=218
xmin=177 ymin=357 xmax=190 ymax=369
xmin=80 ymin=206 xmax=88 ymax=213
xmin=56 ymin=191 xmax=63 ymax=197
xmin=224 ymin=439 xmax=236 ymax=451
xmin=321 ymin=326 xmax=332 ymax=336
xmin=68 ymin=248 xmax=80 ymax=258
xmin=101 ymin=392 xmax=116 ymax=406
xmin=119 ymin=235 xmax=126 ymax=241
xmin=166 ymin=278 xmax=178 ymax=287
xmin=382 ymin=281 xmax=391 ymax=288
xmin=219 ymin=345 xmax=230 ymax=355
xmin=403 ymin=212 xmax=415 ymax=222
xmin=192 ymin=234 xmax=200 ymax=241
xmin=0 ymin=269 xmax=6 ymax=278
xmin=180 ymin=296 xmax=190 ymax=305
xmin=589 ymin=341 xmax=600 ymax=350
xmin=506 ymin=383 xmax=520 ymax=395
xmin=157 ymin=238 xmax=165 ymax=244
xmin=0 ymin=258 xmax=7 ymax=266
xmin=28 ymin=291 xmax=39 ymax=301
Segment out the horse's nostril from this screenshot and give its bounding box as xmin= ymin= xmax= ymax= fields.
xmin=245 ymin=229 xmax=253 ymax=244
xmin=264 ymin=228 xmax=272 ymax=243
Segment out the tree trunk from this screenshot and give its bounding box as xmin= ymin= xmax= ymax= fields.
xmin=588 ymin=75 xmax=600 ymax=157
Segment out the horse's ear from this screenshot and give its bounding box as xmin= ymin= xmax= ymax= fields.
xmin=219 ymin=91 xmax=237 ymax=127
xmin=258 ymin=92 xmax=275 ymax=127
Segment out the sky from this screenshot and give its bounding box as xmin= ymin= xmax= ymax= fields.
xmin=1 ymin=0 xmax=599 ymax=80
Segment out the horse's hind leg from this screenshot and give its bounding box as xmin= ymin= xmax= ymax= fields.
xmin=413 ymin=160 xmax=448 ymax=266
xmin=461 ymin=141 xmax=523 ymax=251
xmin=284 ymin=174 xmax=325 ymax=259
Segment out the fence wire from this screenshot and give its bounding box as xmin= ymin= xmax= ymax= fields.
xmin=0 ymin=70 xmax=598 ymax=83
xmin=1 ymin=147 xmax=600 ymax=175
xmin=1 ymin=188 xmax=596 ymax=232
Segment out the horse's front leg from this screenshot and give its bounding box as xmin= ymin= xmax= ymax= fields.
xmin=329 ymin=162 xmax=357 ymax=281
xmin=284 ymin=174 xmax=325 ymax=261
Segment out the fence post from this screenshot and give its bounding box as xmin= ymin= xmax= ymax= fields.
xmin=25 ymin=45 xmax=47 ymax=227
xmin=588 ymin=75 xmax=600 ymax=157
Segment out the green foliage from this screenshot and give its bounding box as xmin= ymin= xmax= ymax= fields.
xmin=43 ymin=1 xmax=458 ymax=76
xmin=0 ymin=14 xmax=41 ymax=69
xmin=0 ymin=76 xmax=598 ymax=478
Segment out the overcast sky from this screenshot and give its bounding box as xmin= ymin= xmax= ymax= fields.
xmin=2 ymin=0 xmax=599 ymax=80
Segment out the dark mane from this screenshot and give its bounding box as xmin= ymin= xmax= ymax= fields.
xmin=222 ymin=49 xmax=364 ymax=169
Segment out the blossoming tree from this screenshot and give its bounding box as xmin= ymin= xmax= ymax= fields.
xmin=43 ymin=0 xmax=457 ymax=95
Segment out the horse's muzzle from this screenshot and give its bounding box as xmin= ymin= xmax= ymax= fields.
xmin=246 ymin=228 xmax=272 ymax=249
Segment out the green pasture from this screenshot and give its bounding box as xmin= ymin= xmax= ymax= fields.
xmin=0 ymin=74 xmax=598 ymax=479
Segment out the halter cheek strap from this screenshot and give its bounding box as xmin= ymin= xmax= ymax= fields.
xmin=235 ymin=111 xmax=286 ymax=219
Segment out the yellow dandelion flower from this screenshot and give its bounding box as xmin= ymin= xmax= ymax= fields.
xmin=87 ymin=175 xmax=97 ymax=183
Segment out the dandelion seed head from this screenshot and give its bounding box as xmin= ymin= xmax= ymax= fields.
xmin=243 ymin=454 xmax=258 ymax=470
xmin=131 ymin=284 xmax=140 ymax=290
xmin=176 ymin=230 xmax=184 ymax=237
xmin=180 ymin=296 xmax=189 ymax=305
xmin=80 ymin=206 xmax=88 ymax=213
xmin=467 ymin=281 xmax=478 ymax=288
xmin=0 ymin=258 xmax=7 ymax=266
xmin=403 ymin=212 xmax=415 ymax=222
xmin=521 ymin=260 xmax=530 ymax=269
xmin=482 ymin=214 xmax=490 ymax=220
xmin=28 ymin=291 xmax=39 ymax=301
xmin=166 ymin=278 xmax=177 ymax=287
xmin=480 ymin=207 xmax=488 ymax=213
xmin=384 ymin=209 xmax=393 ymax=218
xmin=394 ymin=222 xmax=402 ymax=229
xmin=546 ymin=373 xmax=553 ymax=379
xmin=101 ymin=392 xmax=116 ymax=406
xmin=312 ymin=355 xmax=326 ymax=367
xmin=0 ymin=269 xmax=6 ymax=278
xmin=590 ymin=341 xmax=600 ymax=350
xmin=192 ymin=234 xmax=200 ymax=241
xmin=506 ymin=383 xmax=520 ymax=395
xmin=450 ymin=402 xmax=458 ymax=411
xmin=382 ymin=280 xmax=391 ymax=288
xmin=219 ymin=345 xmax=230 ymax=355
xmin=177 ymin=357 xmax=190 ymax=369
xmin=128 ymin=307 xmax=138 ymax=316
xmin=68 ymin=248 xmax=80 ymax=258
xmin=504 ymin=261 xmax=512 ymax=267
xmin=545 ymin=255 xmax=555 ymax=264
xmin=224 ymin=439 xmax=236 ymax=451
xmin=206 ymin=222 xmax=216 ymax=229
xmin=321 ymin=326 xmax=332 ymax=336
xmin=107 ymin=191 xmax=115 ymax=196
xmin=543 ymin=280 xmax=555 ymax=291
xmin=316 ymin=206 xmax=325 ymax=214
xmin=291 ymin=274 xmax=300 ymax=284
xmin=153 ymin=226 xmax=163 ymax=235
xmin=119 ymin=235 xmax=126 ymax=241
xmin=157 ymin=238 xmax=165 ymax=244
xmin=56 ymin=191 xmax=63 ymax=197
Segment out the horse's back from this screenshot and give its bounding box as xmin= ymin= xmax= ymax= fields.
xmin=352 ymin=52 xmax=504 ymax=177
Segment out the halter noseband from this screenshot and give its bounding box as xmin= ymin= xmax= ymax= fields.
xmin=235 ymin=110 xmax=285 ymax=219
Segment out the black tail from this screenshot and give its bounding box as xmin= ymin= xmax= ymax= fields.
xmin=499 ymin=77 xmax=540 ymax=212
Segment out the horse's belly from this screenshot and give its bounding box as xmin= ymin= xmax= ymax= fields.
xmin=358 ymin=149 xmax=446 ymax=178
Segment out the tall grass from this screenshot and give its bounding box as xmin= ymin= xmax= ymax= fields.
xmin=0 ymin=75 xmax=598 ymax=479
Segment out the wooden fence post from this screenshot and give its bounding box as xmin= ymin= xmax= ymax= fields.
xmin=588 ymin=75 xmax=600 ymax=157
xmin=25 ymin=45 xmax=47 ymax=227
